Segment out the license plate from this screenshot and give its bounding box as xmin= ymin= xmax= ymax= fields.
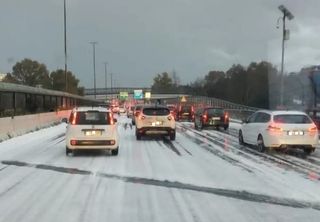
xmin=84 ymin=130 xmax=102 ymax=136
xmin=212 ymin=117 xmax=220 ymax=120
xmin=151 ymin=121 xmax=162 ymax=126
xmin=287 ymin=131 xmax=304 ymax=136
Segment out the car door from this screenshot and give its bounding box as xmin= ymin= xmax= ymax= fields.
xmin=241 ymin=112 xmax=259 ymax=144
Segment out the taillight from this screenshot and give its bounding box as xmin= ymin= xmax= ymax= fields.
xmin=110 ymin=140 xmax=116 ymax=145
xmin=70 ymin=139 xmax=77 ymax=145
xmin=202 ymin=112 xmax=208 ymax=122
xmin=309 ymin=126 xmax=318 ymax=133
xmin=71 ymin=112 xmax=77 ymax=125
xmin=267 ymin=124 xmax=283 ymax=132
xmin=109 ymin=113 xmax=114 ymax=125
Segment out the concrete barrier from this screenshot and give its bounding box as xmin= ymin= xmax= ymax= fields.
xmin=0 ymin=110 xmax=71 ymax=141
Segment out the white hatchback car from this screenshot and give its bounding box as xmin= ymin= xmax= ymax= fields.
xmin=65 ymin=107 xmax=119 ymax=156
xmin=239 ymin=110 xmax=318 ymax=154
xmin=135 ymin=105 xmax=176 ymax=140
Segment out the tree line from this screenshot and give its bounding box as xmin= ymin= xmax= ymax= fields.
xmin=3 ymin=58 xmax=84 ymax=95
xmin=151 ymin=61 xmax=311 ymax=109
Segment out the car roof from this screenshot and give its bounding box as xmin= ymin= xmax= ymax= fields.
xmin=257 ymin=110 xmax=307 ymax=116
xmin=72 ymin=106 xmax=110 ymax=112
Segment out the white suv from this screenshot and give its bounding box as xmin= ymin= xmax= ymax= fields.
xmin=135 ymin=105 xmax=176 ymax=140
xmin=65 ymin=107 xmax=119 ymax=156
xmin=239 ymin=110 xmax=318 ymax=154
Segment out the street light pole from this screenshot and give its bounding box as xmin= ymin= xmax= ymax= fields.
xmin=104 ymin=62 xmax=108 ymax=93
xmin=280 ymin=13 xmax=286 ymax=106
xmin=90 ymin=41 xmax=98 ymax=99
xmin=278 ymin=5 xmax=294 ymax=107
xmin=110 ymin=72 xmax=113 ymax=98
xmin=64 ymin=0 xmax=68 ymax=92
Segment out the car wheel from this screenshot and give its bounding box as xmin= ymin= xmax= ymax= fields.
xmin=132 ymin=120 xmax=135 ymax=126
xmin=303 ymin=148 xmax=314 ymax=155
xmin=257 ymin=135 xmax=267 ymax=153
xmin=224 ymin=125 xmax=229 ymax=130
xmin=170 ymin=131 xmax=176 ymax=141
xmin=239 ymin=130 xmax=244 ymax=145
xmin=66 ymin=147 xmax=72 ymax=156
xmin=111 ymin=147 xmax=119 ymax=156
xmin=136 ymin=129 xmax=141 ymax=140
xmin=199 ymin=121 xmax=204 ymax=130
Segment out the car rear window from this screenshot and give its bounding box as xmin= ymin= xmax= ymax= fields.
xmin=70 ymin=111 xmax=112 ymax=125
xmin=143 ymin=108 xmax=170 ymax=116
xmin=180 ymin=106 xmax=192 ymax=113
xmin=207 ymin=108 xmax=224 ymax=116
xmin=273 ymin=114 xmax=312 ymax=124
xmin=135 ymin=106 xmax=142 ymax=111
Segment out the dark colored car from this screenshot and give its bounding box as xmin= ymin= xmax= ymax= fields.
xmin=194 ymin=107 xmax=229 ymax=130
xmin=176 ymin=104 xmax=194 ymax=121
xmin=306 ymin=109 xmax=320 ymax=129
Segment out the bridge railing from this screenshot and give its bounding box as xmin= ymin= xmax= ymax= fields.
xmin=186 ymin=96 xmax=259 ymax=121
xmin=0 ymin=82 xmax=100 ymax=118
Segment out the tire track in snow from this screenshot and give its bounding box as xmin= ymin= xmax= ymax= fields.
xmin=3 ymin=160 xmax=320 ymax=210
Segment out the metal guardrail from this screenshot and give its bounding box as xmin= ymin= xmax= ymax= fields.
xmin=185 ymin=96 xmax=258 ymax=121
xmin=0 ymin=82 xmax=101 ymax=117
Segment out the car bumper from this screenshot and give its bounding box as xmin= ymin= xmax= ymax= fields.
xmin=263 ymin=133 xmax=318 ymax=149
xmin=66 ymin=138 xmax=118 ymax=150
xmin=137 ymin=127 xmax=175 ymax=135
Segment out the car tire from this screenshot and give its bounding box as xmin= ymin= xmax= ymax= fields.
xmin=66 ymin=147 xmax=72 ymax=156
xmin=132 ymin=120 xmax=135 ymax=126
xmin=224 ymin=125 xmax=229 ymax=130
xmin=111 ymin=147 xmax=119 ymax=156
xmin=136 ymin=130 xmax=141 ymax=140
xmin=199 ymin=121 xmax=204 ymax=130
xmin=239 ymin=130 xmax=244 ymax=145
xmin=257 ymin=135 xmax=267 ymax=153
xmin=170 ymin=131 xmax=176 ymax=141
xmin=303 ymin=148 xmax=314 ymax=155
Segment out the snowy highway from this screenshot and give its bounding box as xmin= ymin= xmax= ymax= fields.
xmin=0 ymin=115 xmax=320 ymax=221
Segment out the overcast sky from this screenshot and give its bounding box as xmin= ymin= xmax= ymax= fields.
xmin=1 ymin=0 xmax=320 ymax=88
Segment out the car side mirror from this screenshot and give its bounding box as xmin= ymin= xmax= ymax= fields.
xmin=61 ymin=118 xmax=68 ymax=123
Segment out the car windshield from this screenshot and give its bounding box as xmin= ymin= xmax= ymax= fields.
xmin=2 ymin=1 xmax=320 ymax=221
xmin=143 ymin=107 xmax=170 ymax=116
xmin=273 ymin=114 xmax=312 ymax=124
xmin=71 ymin=111 xmax=111 ymax=125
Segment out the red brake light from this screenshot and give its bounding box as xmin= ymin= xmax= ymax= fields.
xmin=202 ymin=111 xmax=208 ymax=122
xmin=70 ymin=139 xmax=77 ymax=145
xmin=267 ymin=124 xmax=283 ymax=132
xmin=109 ymin=113 xmax=114 ymax=125
xmin=71 ymin=112 xmax=77 ymax=125
xmin=309 ymin=126 xmax=317 ymax=133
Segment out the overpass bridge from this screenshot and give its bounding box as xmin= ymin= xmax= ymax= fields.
xmin=84 ymin=87 xmax=151 ymax=96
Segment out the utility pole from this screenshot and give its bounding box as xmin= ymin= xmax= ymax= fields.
xmin=278 ymin=5 xmax=294 ymax=107
xmin=90 ymin=41 xmax=98 ymax=99
xmin=104 ymin=62 xmax=108 ymax=93
xmin=64 ymin=0 xmax=68 ymax=92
